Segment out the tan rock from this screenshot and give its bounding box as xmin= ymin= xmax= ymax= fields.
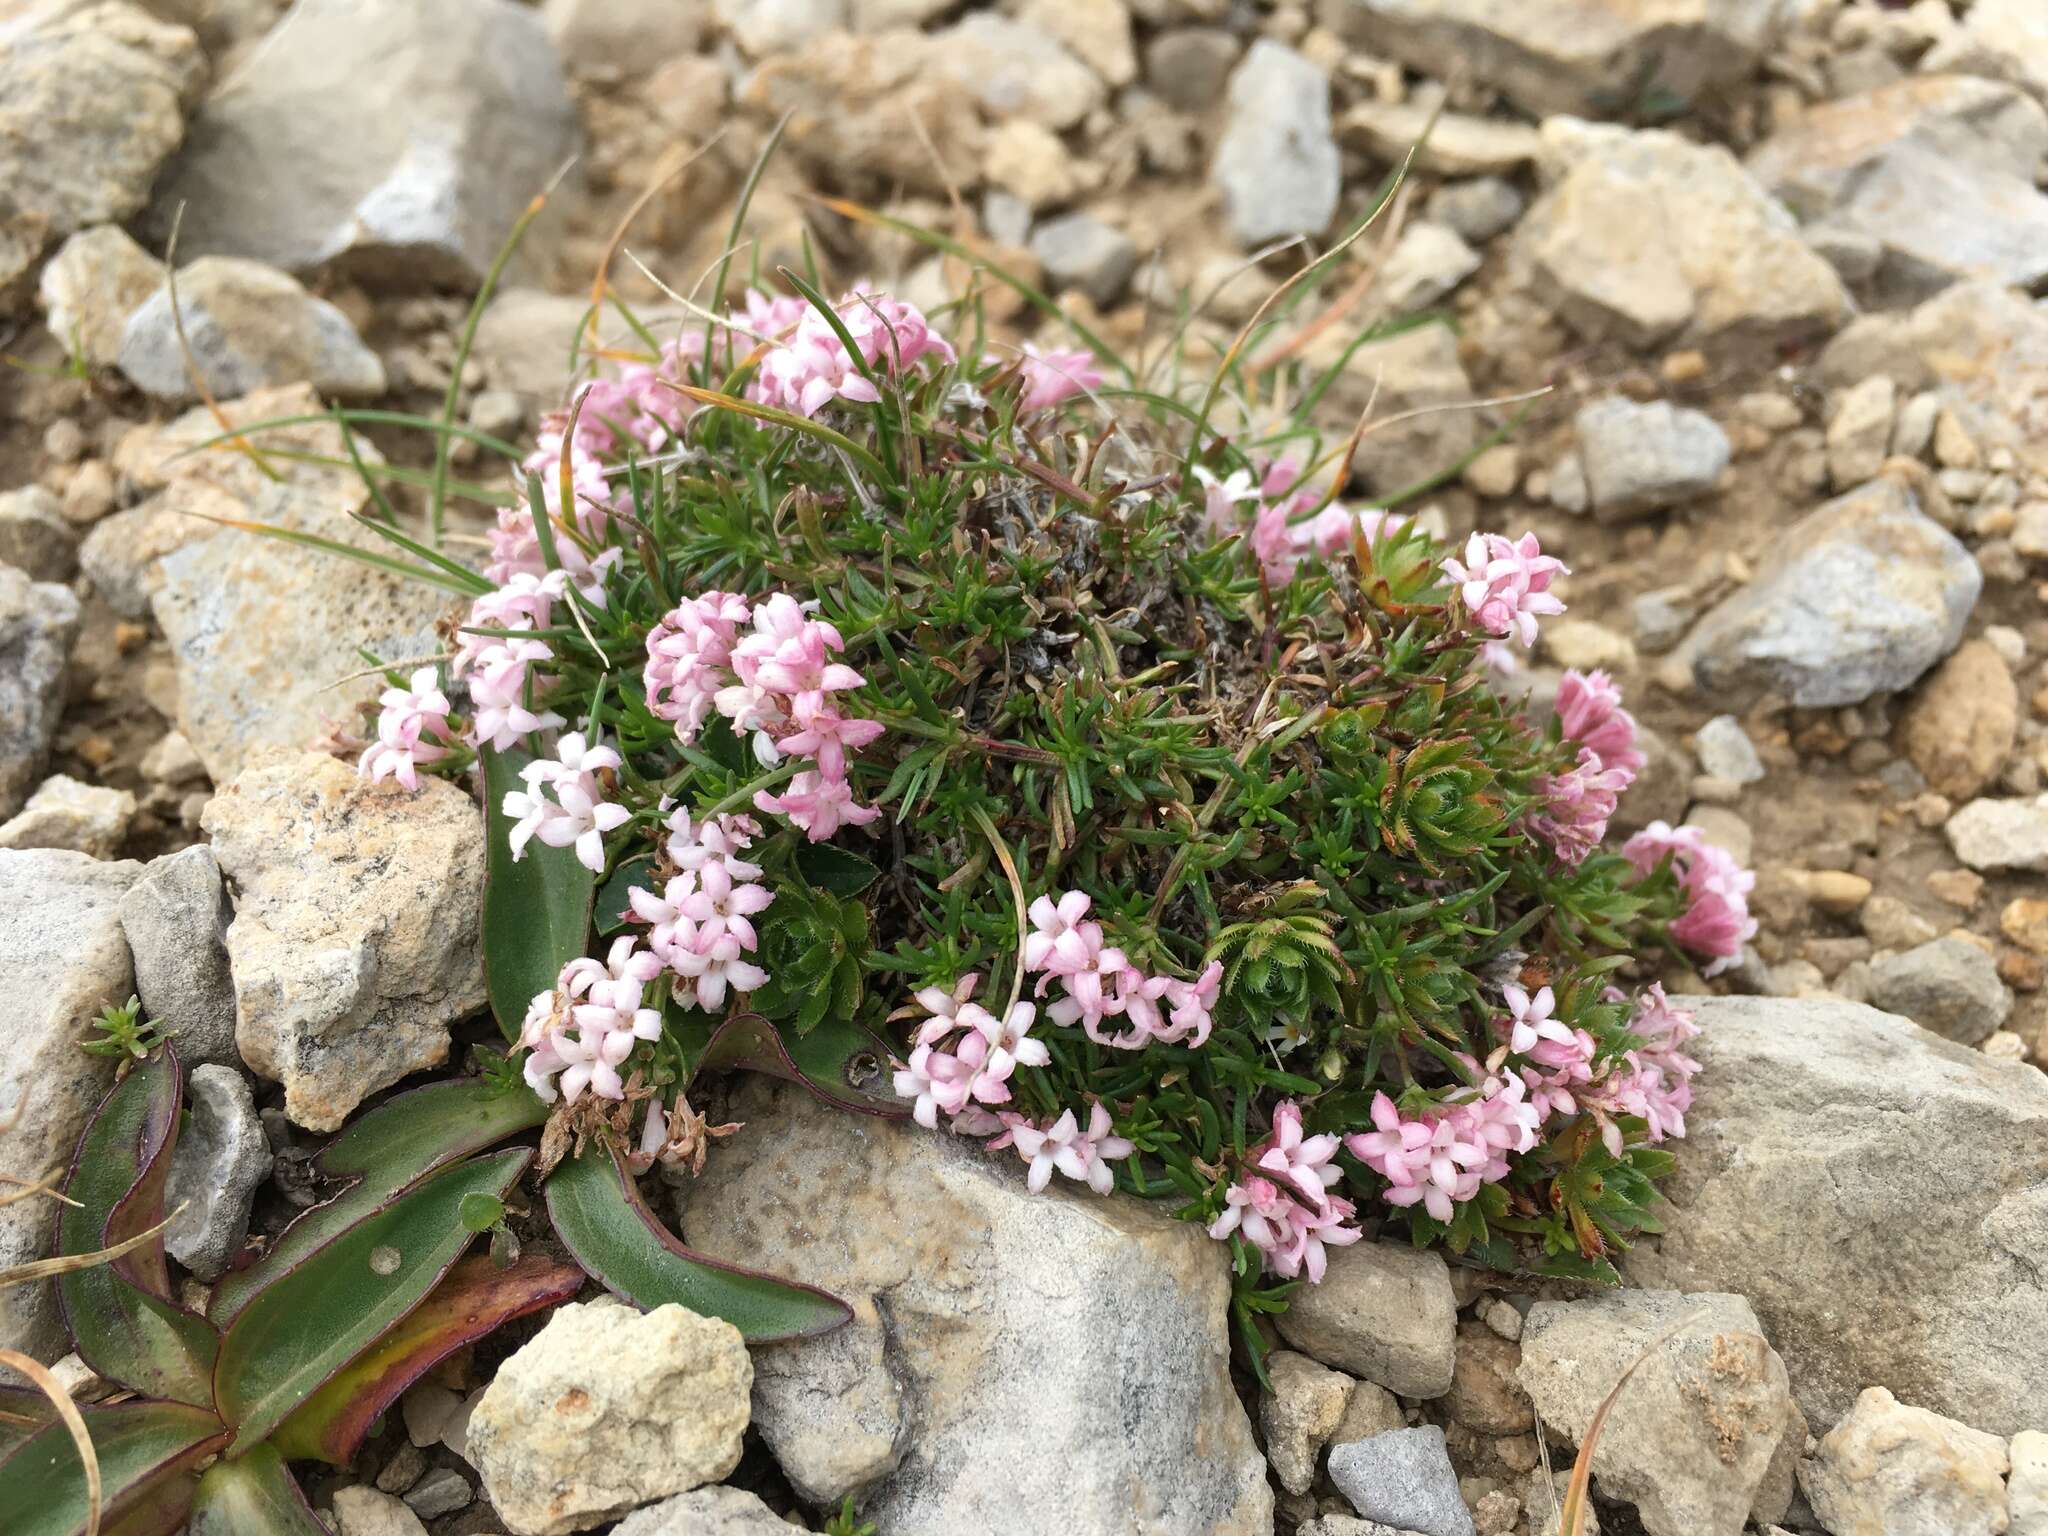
xmin=0 ymin=775 xmax=135 ymax=859
xmin=982 ymin=119 xmax=1093 ymax=213
xmin=1262 ymin=1351 xmax=1354 ymax=1495
xmin=1273 ymin=1241 xmax=1457 ymax=1398
xmin=2004 ymin=899 xmax=2048 ymax=956
xmin=1798 ymin=1386 xmax=2009 ymax=1536
xmin=37 ymin=224 xmax=166 ymax=367
xmin=1447 ymin=1322 xmax=1531 ymax=1435
xmin=1898 ymin=639 xmax=2019 ymax=801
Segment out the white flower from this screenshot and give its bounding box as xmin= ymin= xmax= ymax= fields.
xmin=502 ymin=731 xmax=631 ymax=873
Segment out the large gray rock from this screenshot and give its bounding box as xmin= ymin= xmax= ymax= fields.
xmin=0 ymin=1 xmax=203 ymax=304
xmin=120 ymin=845 xmax=237 ymax=1068
xmin=1868 ymin=937 xmax=2013 ymax=1045
xmin=1326 ymin=1427 xmax=1474 ymax=1536
xmin=118 ymin=256 xmax=386 ymax=403
xmin=612 ymin=1487 xmax=794 ymax=1536
xmin=1671 ymin=478 xmax=1979 ymax=708
xmin=1627 ymin=995 xmax=2048 ymax=1436
xmin=0 ymin=849 xmax=142 ymax=1359
xmin=0 ymin=565 xmax=80 ymax=821
xmin=1517 ymin=1289 xmax=1799 ymax=1536
xmin=146 ymin=0 xmax=576 ymax=286
xmin=1747 ymin=76 xmax=2048 ymax=304
xmin=1272 ymin=1240 xmax=1458 ymax=1398
xmin=201 ymin=750 xmax=485 ymax=1132
xmin=1512 ymin=117 xmax=1850 ymax=352
xmin=162 ymin=1063 xmax=267 ymax=1280
xmin=675 ymin=1079 xmax=1272 ymax=1534
xmin=1212 ymin=40 xmax=1341 ymax=247
xmin=1574 ymin=396 xmax=1730 ymax=520
xmin=1318 ymin=0 xmax=1784 ymax=120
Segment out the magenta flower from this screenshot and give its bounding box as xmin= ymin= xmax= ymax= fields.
xmin=1016 ymin=343 xmax=1102 ymax=412
xmin=1528 ymin=747 xmax=1633 ymax=866
xmin=1442 ymin=530 xmax=1567 ymax=646
xmin=1555 ymin=668 xmax=1644 ymax=777
xmin=1623 ymin=821 xmax=1758 ymax=976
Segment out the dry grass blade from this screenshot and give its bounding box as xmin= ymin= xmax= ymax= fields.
xmin=0 ymin=1348 xmax=101 ymax=1536
xmin=0 ymin=1168 xmax=82 ymax=1210
xmin=1553 ymin=1307 xmax=1712 ymax=1536
xmin=162 ymin=203 xmax=282 ymax=485
xmin=0 ymin=1204 xmax=186 ymax=1290
xmin=586 ymin=136 xmax=725 ymax=360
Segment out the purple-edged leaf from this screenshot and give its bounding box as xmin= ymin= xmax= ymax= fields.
xmin=0 ymin=1385 xmax=54 ymax=1459
xmin=546 ymin=1137 xmax=850 ymax=1342
xmin=213 ymin=1147 xmax=530 ymax=1453
xmin=209 ymin=1076 xmax=547 ymax=1325
xmin=697 ymin=1011 xmax=906 ymax=1118
xmin=188 ymin=1443 xmax=333 ymax=1534
xmin=482 ymin=743 xmax=595 ymax=1042
xmin=269 ymin=1253 xmax=582 ymax=1466
xmin=57 ymin=1047 xmax=220 ymax=1406
xmin=0 ymin=1398 xmax=227 ymax=1536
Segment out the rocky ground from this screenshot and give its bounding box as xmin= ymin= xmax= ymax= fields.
xmin=4 ymin=0 xmax=2048 ymax=1533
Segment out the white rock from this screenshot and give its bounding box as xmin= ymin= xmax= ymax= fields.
xmin=2012 ymin=1429 xmax=2048 ymax=1536
xmin=1924 ymin=0 xmax=2048 ymax=104
xmin=118 ymin=256 xmax=386 ymax=403
xmin=545 ymin=0 xmax=707 ymax=77
xmin=0 ymin=849 xmax=142 ymax=1358
xmin=1798 ymin=1387 xmax=2010 ymax=1536
xmin=1263 ymin=1350 xmax=1355 ymax=1495
xmin=163 ymin=1063 xmax=268 ymax=1280
xmin=933 ymin=13 xmax=1104 ymax=131
xmin=1692 ymin=717 xmax=1763 ymax=785
xmin=0 ymin=775 xmax=134 ymax=858
xmin=37 ymin=224 xmax=166 ymax=368
xmin=983 ymin=118 xmax=1091 ymax=213
xmin=1944 ymin=795 xmax=2048 ymax=873
xmin=712 ymin=0 xmax=843 ymax=57
xmin=0 ymin=565 xmax=80 ymax=820
xmin=1272 ymin=1240 xmax=1458 ymax=1397
xmin=1378 ymin=221 xmax=1482 ymax=314
xmin=1574 ymin=396 xmax=1730 ymax=520
xmin=1212 ymin=41 xmax=1340 ymax=247
xmin=147 ymin=0 xmax=576 ymax=286
xmin=1826 ymin=375 xmax=1898 ymax=489
xmin=202 ymin=750 xmax=484 ymax=1131
xmin=1327 ymin=1426 xmax=1475 ymax=1536
xmin=612 ymin=1487 xmax=800 ymax=1535
xmin=1019 ymin=0 xmax=1135 ymax=87
xmin=468 ymin=1298 xmax=752 ymax=1536
xmin=120 ymin=845 xmax=238 ymax=1068
xmin=675 ymin=1079 xmax=1273 ymax=1533
xmin=332 ymin=1485 xmax=429 ymax=1536
xmin=1342 ymin=98 xmax=1541 ymax=178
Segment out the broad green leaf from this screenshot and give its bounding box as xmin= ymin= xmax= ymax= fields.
xmin=188 ymin=1445 xmax=332 ymax=1535
xmin=482 ymin=744 xmax=596 ymax=1043
xmin=214 ymin=1149 xmax=531 ymax=1453
xmin=269 ymin=1253 xmax=583 ymax=1466
xmin=794 ymin=842 xmax=880 ymax=896
xmin=0 ymin=1385 xmax=53 ymax=1458
xmin=57 ymin=1049 xmax=220 ymax=1405
xmin=594 ymin=853 xmax=660 ymax=936
xmin=693 ymin=1011 xmax=906 ymax=1118
xmin=0 ymin=1399 xmax=226 ymax=1536
xmin=209 ymin=1077 xmax=547 ymax=1325
xmin=546 ymin=1138 xmax=850 ymax=1342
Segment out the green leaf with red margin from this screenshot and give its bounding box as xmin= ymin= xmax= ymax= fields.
xmin=692 ymin=1011 xmax=907 ymax=1118
xmin=209 ymin=1076 xmax=548 ymax=1325
xmin=269 ymin=1253 xmax=582 ymax=1465
xmin=0 ymin=1398 xmax=227 ymax=1536
xmin=56 ymin=1046 xmax=220 ymax=1406
xmin=187 ymin=1443 xmax=332 ymax=1534
xmin=213 ymin=1147 xmax=531 ymax=1453
xmin=545 ymin=1136 xmax=851 ymax=1342
xmin=0 ymin=1385 xmax=54 ymax=1459
xmin=482 ymin=742 xmax=596 ymax=1043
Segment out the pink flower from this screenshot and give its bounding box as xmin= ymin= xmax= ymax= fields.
xmin=1002 ymin=1103 xmax=1134 ymax=1195
xmin=501 ymin=731 xmax=630 ymax=873
xmin=1502 ymin=984 xmax=1567 ymax=1056
xmin=663 ymin=809 xmax=763 ymax=883
xmin=645 ymin=591 xmax=751 ymax=742
xmin=1623 ymin=821 xmax=1758 ymax=976
xmin=893 ymin=1043 xmax=976 ymax=1129
xmin=750 ymin=290 xmax=954 ymax=418
xmin=1346 ymin=1085 xmax=1534 ymax=1225
xmin=1192 ymin=466 xmax=1260 ymax=533
xmin=456 ymin=570 xmax=568 ymax=677
xmin=963 ymin=999 xmax=1050 ymax=1077
xmin=778 ymin=693 xmax=885 ymax=780
xmin=667 ymin=927 xmax=770 ymax=1013
xmin=908 ymin=973 xmax=981 ymax=1047
xmin=520 ymin=938 xmax=664 ymax=1104
xmin=358 ymin=666 xmax=456 ymax=792
xmin=755 ymin=768 xmax=879 ymax=842
xmin=1252 ymin=1101 xmax=1343 ymax=1211
xmin=630 ymin=852 xmax=774 ymax=1013
xmin=1442 ymin=530 xmax=1567 ymax=646
xmin=731 ymin=594 xmax=862 ymax=696
xmin=466 ymin=638 xmax=566 ymax=753
xmin=1023 ymin=890 xmax=1103 ymax=974
xmin=1208 ymin=1176 xmax=1362 ymax=1283
xmin=1016 ymin=343 xmax=1102 ymax=412
xmin=1529 ymin=747 xmax=1633 ymax=866
xmin=1555 ymin=668 xmax=1644 ymax=777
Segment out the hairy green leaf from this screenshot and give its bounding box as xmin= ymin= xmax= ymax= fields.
xmin=187 ymin=1445 xmax=331 ymax=1535
xmin=482 ymin=744 xmax=596 ymax=1043
xmin=0 ymin=1398 xmax=227 ymax=1536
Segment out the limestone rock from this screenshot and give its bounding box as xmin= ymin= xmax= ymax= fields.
xmin=1212 ymin=40 xmax=1340 ymax=247
xmin=1924 ymin=0 xmax=2048 ymax=106
xmin=119 ymin=845 xmax=238 ymax=1068
xmin=1898 ymin=640 xmax=2019 ymax=802
xmin=0 ymin=2 xmax=203 ymax=304
xmin=468 ymin=1298 xmax=752 ymax=1536
xmin=543 ymin=0 xmax=707 ymax=78
xmin=332 ymin=1486 xmax=429 ymax=1536
xmin=163 ymin=1063 xmax=267 ymax=1280
xmin=1826 ymin=375 xmax=1897 ymax=490
xmin=1445 ymin=1322 xmax=1531 ymax=1436
xmin=1029 ymin=213 xmax=1137 ymax=308
xmin=1869 ymin=937 xmax=2014 ymax=1045
xmin=1671 ymin=479 xmax=1979 ymax=708
xmin=2011 ymin=1429 xmax=2048 ymax=1536
xmin=0 ymin=775 xmax=134 ymax=858
xmin=1309 ymin=321 xmax=1479 ymax=495
xmin=0 ymin=565 xmax=81 ymax=820
xmin=1798 ymin=1386 xmax=2010 ymax=1536
xmin=1692 ymin=717 xmax=1763 ymax=786
xmin=1517 ymin=1289 xmax=1798 ymax=1536
xmin=118 ymin=257 xmax=386 ymax=403
xmin=1574 ymin=396 xmax=1729 ymax=520
xmin=37 ymin=224 xmax=166 ymax=368
xmin=1326 ymin=1426 xmax=1475 ymax=1536
xmin=675 ymin=1078 xmax=1272 ymax=1533
xmin=146 ymin=0 xmax=576 ymax=286
xmin=0 ymin=849 xmax=141 ymax=1358
xmin=1342 ymin=99 xmax=1541 ymax=178
xmin=1512 ymin=118 xmax=1850 ymax=353
xmin=1263 ymin=1351 xmax=1355 ymax=1495
xmin=201 ymin=751 xmax=484 ymax=1131
xmin=1944 ymin=796 xmax=2048 ymax=873
xmin=1272 ymin=1240 xmax=1457 ymax=1398
xmin=1627 ymin=995 xmax=2048 ymax=1436
xmin=1378 ymin=222 xmax=1483 ymax=314
xmin=0 ymin=487 xmax=76 ymax=583
xmin=1747 ymin=76 xmax=2048 ymax=303
xmin=933 ymin=13 xmax=1104 ymax=131
xmin=984 ymin=118 xmax=1091 ymax=213
xmin=612 ymin=1487 xmax=793 ymax=1535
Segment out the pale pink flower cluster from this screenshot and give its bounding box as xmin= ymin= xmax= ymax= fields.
xmin=519 ymin=937 xmax=664 ymax=1104
xmin=358 ymin=667 xmax=457 ymax=792
xmin=488 ymin=430 xmax=622 ymax=602
xmin=1481 ymin=981 xmax=1700 ymax=1156
xmin=751 ymin=290 xmax=955 ymax=419
xmin=1529 ymin=668 xmax=1644 ymax=866
xmin=629 ymin=810 xmax=773 ymax=1013
xmin=992 ymin=1103 xmax=1134 ymax=1195
xmin=891 ymin=974 xmax=1051 ymax=1130
xmin=1199 ymin=457 xmax=1385 ymax=588
xmin=1443 ymin=531 xmax=1566 ymax=646
xmin=456 ymin=570 xmax=570 ymax=754
xmin=1015 ymin=343 xmax=1102 ymax=413
xmin=502 ymin=731 xmax=630 ymax=873
xmin=1622 ymin=821 xmax=1758 ymax=975
xmin=1023 ymin=890 xmax=1221 ymax=1049
xmin=1210 ymin=1102 xmax=1364 ymax=1282
xmin=1347 ymin=1074 xmax=1542 ymax=1225
xmin=1493 ymin=985 xmax=1600 ymax=1124
xmin=643 ymin=591 xmax=751 ymax=742
xmin=1586 ymin=984 xmax=1700 ymax=1148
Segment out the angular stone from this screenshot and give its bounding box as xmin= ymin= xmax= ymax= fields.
xmin=1426 ymin=176 xmax=1526 ymax=244
xmin=1825 ymin=374 xmax=1896 ymax=490
xmin=1311 ymin=321 xmax=1479 ymax=495
xmin=0 ymin=565 xmax=80 ymax=821
xmin=1945 ymin=796 xmax=2048 ymax=873
xmin=1213 ymin=41 xmax=1340 ymax=247
xmin=0 ymin=487 xmax=76 ymax=583
xmin=469 ymin=1298 xmax=751 ymax=1536
xmin=1627 ymin=995 xmax=2048 ymax=1436
xmin=1145 ymin=27 xmax=1239 ymax=114
xmin=147 ymin=0 xmax=576 ymax=286
xmin=1798 ymin=1386 xmax=2010 ymax=1536
xmin=163 ymin=1063 xmax=267 ymax=1280
xmin=612 ymin=1487 xmax=794 ymax=1536
xmin=332 ymin=1486 xmax=428 ymax=1536
xmin=1672 ymin=479 xmax=1979 ymax=708
xmin=1692 ymin=717 xmax=1762 ymax=786
xmin=1029 ymin=212 xmax=1137 ymax=308
xmin=0 ymin=775 xmax=134 ymax=858
xmin=1870 ymin=937 xmax=2013 ymax=1045
xmin=932 ymin=13 xmax=1104 ymax=131
xmin=1445 ymin=1322 xmax=1530 ymax=1436
xmin=0 ymin=849 xmax=142 ymax=1359
xmin=119 ymin=845 xmax=237 ymax=1068
xmin=1897 ymin=640 xmax=2018 ymax=802
xmin=118 ymin=257 xmax=386 ymax=403
xmin=1378 ymin=222 xmax=1482 ymax=314
xmin=2012 ymin=1429 xmax=2048 ymax=1536
xmin=37 ymin=224 xmax=165 ymax=368
xmin=1574 ymin=396 xmax=1729 ymax=520
xmin=1272 ymin=1240 xmax=1457 ymax=1398
xmin=543 ymin=0 xmax=707 ymax=79
xmin=1327 ymin=1426 xmax=1475 ymax=1536
xmin=1263 ymin=1350 xmax=1355 ymax=1495
xmin=1924 ymin=0 xmax=2048 ymax=105
xmin=1342 ymin=99 xmax=1541 ymax=178
xmin=400 ymin=1466 xmax=471 ymax=1519
xmin=675 ymin=1079 xmax=1272 ymax=1533
xmin=1513 ymin=118 xmax=1850 ymax=353
xmin=201 ymin=751 xmax=484 ymax=1131
xmin=1517 ymin=1289 xmax=1798 ymax=1536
